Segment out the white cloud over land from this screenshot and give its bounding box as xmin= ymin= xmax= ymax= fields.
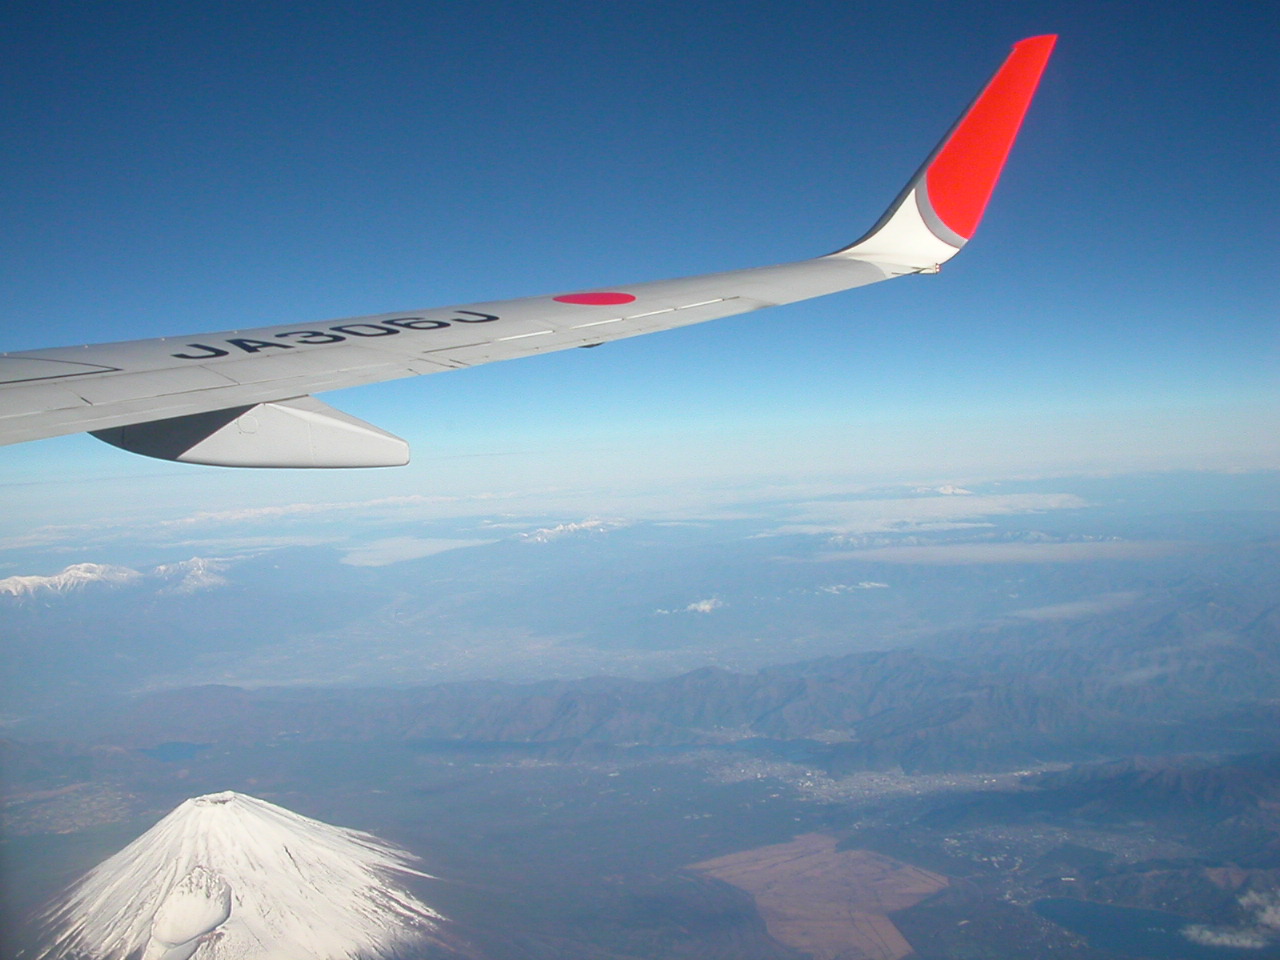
xmin=656 ymin=598 xmax=726 ymax=615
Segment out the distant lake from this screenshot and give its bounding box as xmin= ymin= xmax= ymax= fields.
xmin=1034 ymin=898 xmax=1280 ymax=959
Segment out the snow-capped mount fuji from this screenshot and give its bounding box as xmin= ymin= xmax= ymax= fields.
xmin=39 ymin=791 xmax=445 ymax=960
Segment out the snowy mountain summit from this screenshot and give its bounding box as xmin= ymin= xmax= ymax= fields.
xmin=39 ymin=791 xmax=444 ymax=960
xmin=0 ymin=562 xmax=143 ymax=598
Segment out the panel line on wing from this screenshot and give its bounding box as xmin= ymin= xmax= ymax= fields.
xmin=497 ymin=330 xmax=556 ymax=342
xmin=567 ymin=296 xmax=736 ymax=330
xmin=627 ymin=309 xmax=676 ymax=320
xmin=417 ymin=341 xmax=491 ymax=354
xmin=0 ymin=358 xmax=123 ymax=384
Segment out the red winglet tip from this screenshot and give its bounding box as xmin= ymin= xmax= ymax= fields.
xmin=925 ymin=35 xmax=1056 ymax=241
xmin=1016 ymin=34 xmax=1059 ymax=49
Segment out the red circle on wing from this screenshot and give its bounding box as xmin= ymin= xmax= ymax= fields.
xmin=553 ymin=292 xmax=637 ymax=306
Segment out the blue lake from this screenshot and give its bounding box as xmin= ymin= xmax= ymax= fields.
xmin=1034 ymin=898 xmax=1280 ymax=959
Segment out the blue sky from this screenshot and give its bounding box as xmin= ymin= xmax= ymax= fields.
xmin=1 ymin=0 xmax=1276 ymax=526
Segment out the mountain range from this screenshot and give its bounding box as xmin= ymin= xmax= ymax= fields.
xmin=84 ymin=578 xmax=1280 ymax=775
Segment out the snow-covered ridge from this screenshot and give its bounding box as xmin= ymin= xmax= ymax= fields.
xmin=517 ymin=518 xmax=629 ymax=543
xmin=0 ymin=562 xmax=141 ymax=597
xmin=39 ymin=791 xmax=443 ymax=960
xmin=152 ymin=557 xmax=231 ymax=595
xmin=0 ymin=558 xmax=229 ymax=599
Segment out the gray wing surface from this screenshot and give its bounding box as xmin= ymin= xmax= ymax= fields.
xmin=0 ymin=36 xmax=1055 ymax=468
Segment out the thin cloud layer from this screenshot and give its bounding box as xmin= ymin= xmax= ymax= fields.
xmin=815 ymin=541 xmax=1184 ymax=565
xmin=1007 ymin=592 xmax=1142 ymax=621
xmin=777 ymin=492 xmax=1088 ymax=536
xmin=341 ymin=537 xmax=495 ymax=567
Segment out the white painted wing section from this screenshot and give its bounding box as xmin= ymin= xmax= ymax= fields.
xmin=833 ymin=186 xmax=963 ymax=270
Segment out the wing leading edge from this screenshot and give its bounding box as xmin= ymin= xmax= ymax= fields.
xmin=0 ymin=35 xmax=1056 ymax=467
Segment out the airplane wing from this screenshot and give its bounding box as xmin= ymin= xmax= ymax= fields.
xmin=0 ymin=36 xmax=1056 ymax=468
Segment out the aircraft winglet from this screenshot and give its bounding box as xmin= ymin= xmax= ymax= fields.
xmin=834 ymin=34 xmax=1056 ymax=271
